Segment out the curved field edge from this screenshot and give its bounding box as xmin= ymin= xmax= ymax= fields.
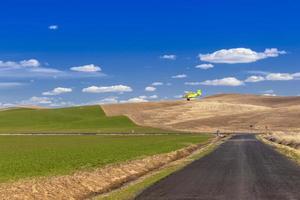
xmin=97 ymin=137 xmax=225 ymax=200
xmin=0 ymin=134 xmax=211 ymax=183
xmin=0 ymin=135 xmax=214 ymax=199
xmin=257 ymin=135 xmax=300 ymax=165
xmin=0 ymin=105 xmax=172 ymax=134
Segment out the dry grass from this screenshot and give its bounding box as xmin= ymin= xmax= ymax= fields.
xmin=102 ymin=94 xmax=300 ymax=133
xmin=263 ymin=132 xmax=300 ymax=150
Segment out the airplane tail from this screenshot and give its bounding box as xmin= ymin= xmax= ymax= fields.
xmin=197 ymin=89 xmax=202 ymax=95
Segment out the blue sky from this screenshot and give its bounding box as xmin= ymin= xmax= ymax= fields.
xmin=0 ymin=0 xmax=300 ymax=107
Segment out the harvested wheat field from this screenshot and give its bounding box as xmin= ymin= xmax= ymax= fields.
xmin=102 ymin=94 xmax=300 ymax=133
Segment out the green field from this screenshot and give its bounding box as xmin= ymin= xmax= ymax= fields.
xmin=0 ymin=134 xmax=210 ymax=182
xmin=0 ymin=106 xmax=166 ymax=134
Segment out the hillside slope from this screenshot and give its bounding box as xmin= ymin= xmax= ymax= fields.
xmin=0 ymin=106 xmax=163 ymax=133
xmin=102 ymin=94 xmax=300 ymax=133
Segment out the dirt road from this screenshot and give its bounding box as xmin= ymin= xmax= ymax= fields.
xmin=135 ymin=134 xmax=300 ymax=200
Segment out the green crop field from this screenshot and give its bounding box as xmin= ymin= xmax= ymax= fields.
xmin=0 ymin=106 xmax=166 ymax=134
xmin=0 ymin=134 xmax=210 ymax=182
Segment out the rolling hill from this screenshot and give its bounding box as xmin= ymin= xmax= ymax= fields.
xmin=102 ymin=94 xmax=300 ymax=133
xmin=0 ymin=106 xmax=164 ymax=134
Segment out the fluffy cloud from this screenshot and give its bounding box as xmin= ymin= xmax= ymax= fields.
xmin=49 ymin=25 xmax=58 ymax=30
xmin=293 ymin=73 xmax=300 ymax=78
xmin=151 ymin=82 xmax=163 ymax=86
xmin=145 ymin=86 xmax=156 ymax=92
xmin=265 ymin=73 xmax=294 ymax=81
xmin=0 ymin=102 xmax=15 ymax=108
xmin=121 ymin=97 xmax=148 ymax=103
xmin=195 ymin=63 xmax=214 ymax=70
xmin=199 ymin=48 xmax=286 ymax=64
xmin=263 ymin=93 xmax=277 ymax=96
xmin=90 ymin=97 xmax=119 ymax=105
xmin=0 ymin=59 xmax=105 ymax=79
xmin=120 ymin=95 xmax=158 ymax=103
xmin=186 ymin=77 xmax=244 ymax=86
xmin=246 ymin=71 xmax=300 ymax=82
xmin=26 ymin=96 xmax=52 ymax=104
xmin=0 ymin=59 xmax=40 ymax=68
xmin=82 ymin=85 xmax=132 ymax=93
xmin=19 ymin=96 xmax=75 ymax=107
xmin=245 ymin=76 xmax=265 ymax=83
xmin=70 ymin=64 xmax=101 ymax=72
xmin=172 ymin=74 xmax=187 ymax=79
xmin=160 ymin=54 xmax=176 ymax=60
xmin=42 ymin=87 xmax=72 ymax=96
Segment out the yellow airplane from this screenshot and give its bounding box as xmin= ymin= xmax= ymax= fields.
xmin=183 ymin=89 xmax=202 ymax=101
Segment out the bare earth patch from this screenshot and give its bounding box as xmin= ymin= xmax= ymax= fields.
xmin=0 ymin=140 xmax=214 ymax=200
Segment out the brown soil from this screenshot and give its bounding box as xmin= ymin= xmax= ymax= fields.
xmin=102 ymin=94 xmax=300 ymax=133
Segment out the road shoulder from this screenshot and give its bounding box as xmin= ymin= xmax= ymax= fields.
xmin=96 ymin=136 xmax=227 ymax=200
xmin=257 ymin=134 xmax=300 ymax=165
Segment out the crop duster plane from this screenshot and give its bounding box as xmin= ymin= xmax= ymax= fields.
xmin=183 ymin=89 xmax=202 ymax=101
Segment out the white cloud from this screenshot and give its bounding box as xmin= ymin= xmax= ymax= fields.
xmin=145 ymin=86 xmax=156 ymax=92
xmin=0 ymin=59 xmax=40 ymax=68
xmin=70 ymin=64 xmax=101 ymax=72
xmin=199 ymin=48 xmax=286 ymax=64
xmin=246 ymin=71 xmax=300 ymax=82
xmin=186 ymin=77 xmax=244 ymax=86
xmin=0 ymin=60 xmax=105 ymax=79
xmin=201 ymin=77 xmax=244 ymax=86
xmin=148 ymin=95 xmax=158 ymax=99
xmin=195 ymin=63 xmax=214 ymax=70
xmin=18 ymin=97 xmax=76 ymax=107
xmin=93 ymin=97 xmax=119 ymax=105
xmin=42 ymin=87 xmax=72 ymax=96
xmin=261 ymin=89 xmax=276 ymax=96
xmin=265 ymin=73 xmax=294 ymax=81
xmin=26 ymin=96 xmax=52 ymax=104
xmin=263 ymin=93 xmax=277 ymax=96
xmin=122 ymin=97 xmax=148 ymax=103
xmin=0 ymin=82 xmax=25 ymax=89
xmin=120 ymin=95 xmax=158 ymax=103
xmin=151 ymin=82 xmax=163 ymax=86
xmin=82 ymin=85 xmax=132 ymax=93
xmin=160 ymin=54 xmax=176 ymax=60
xmin=172 ymin=74 xmax=187 ymax=79
xmin=49 ymin=25 xmax=58 ymax=30
xmin=292 ymin=72 xmax=300 ymax=78
xmin=245 ymin=75 xmax=265 ymax=83
xmin=0 ymin=102 xmax=15 ymax=108
xmin=264 ymin=48 xmax=286 ymax=57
